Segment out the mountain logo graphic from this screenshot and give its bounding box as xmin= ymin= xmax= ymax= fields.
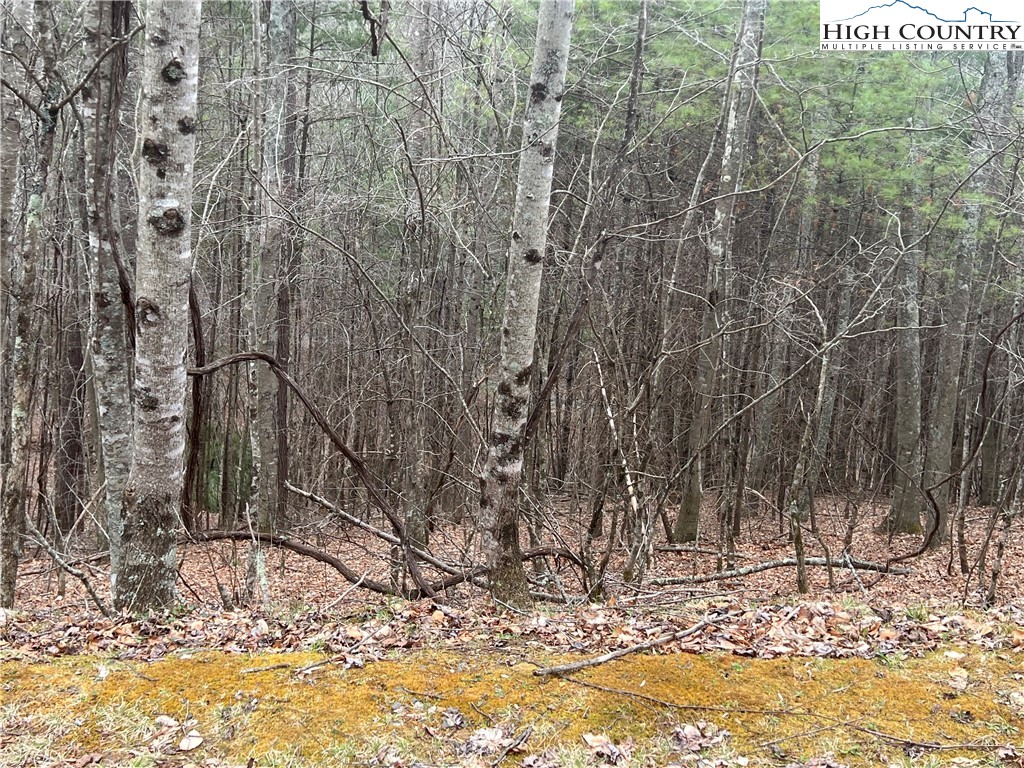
xmin=829 ymin=1 xmax=1013 ymax=24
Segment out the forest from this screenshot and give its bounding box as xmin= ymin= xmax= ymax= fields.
xmin=2 ymin=0 xmax=1024 ymax=618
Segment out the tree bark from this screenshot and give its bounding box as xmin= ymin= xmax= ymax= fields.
xmin=479 ymin=0 xmax=573 ymax=608
xmin=254 ymin=0 xmax=299 ymax=533
xmin=885 ymin=237 xmax=924 ymax=534
xmin=1 ymin=0 xmax=57 ymax=609
xmin=82 ymin=0 xmax=134 ymax=580
xmin=115 ymin=0 xmax=201 ymax=612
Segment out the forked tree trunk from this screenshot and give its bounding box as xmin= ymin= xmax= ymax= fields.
xmin=115 ymin=0 xmax=201 ymax=612
xmin=479 ymin=0 xmax=573 ymax=608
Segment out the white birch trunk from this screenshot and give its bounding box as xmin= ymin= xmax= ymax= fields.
xmin=674 ymin=0 xmax=766 ymax=543
xmin=115 ymin=0 xmax=201 ymax=611
xmin=479 ymin=0 xmax=573 ymax=607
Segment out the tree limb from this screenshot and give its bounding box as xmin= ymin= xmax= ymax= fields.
xmin=649 ymin=557 xmax=909 ymax=586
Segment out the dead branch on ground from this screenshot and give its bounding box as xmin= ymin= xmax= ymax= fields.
xmin=649 ymin=556 xmax=908 ymax=586
xmin=533 ymin=611 xmax=740 ymax=677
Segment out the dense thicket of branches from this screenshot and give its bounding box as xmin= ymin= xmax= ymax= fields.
xmin=2 ymin=0 xmax=1022 ymax=610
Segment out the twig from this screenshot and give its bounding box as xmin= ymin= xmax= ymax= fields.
xmin=23 ymin=515 xmax=112 ymax=617
xmin=397 ymin=686 xmax=443 ymax=700
xmin=294 ymin=622 xmax=389 ymax=675
xmin=759 ymin=719 xmax=855 ymax=748
xmin=533 ymin=612 xmax=740 ymax=676
xmin=852 ymin=726 xmax=1012 ymax=752
xmin=556 ymin=674 xmax=810 ymax=717
xmin=491 ymin=725 xmax=533 ymax=767
xmin=241 ymin=662 xmax=291 ymax=675
xmin=19 ymin=550 xmax=110 ymax=577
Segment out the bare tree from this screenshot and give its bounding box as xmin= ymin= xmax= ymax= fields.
xmin=922 ymin=52 xmax=1020 ymax=545
xmin=479 ymin=0 xmax=574 ymax=607
xmin=1 ymin=0 xmax=57 ymax=608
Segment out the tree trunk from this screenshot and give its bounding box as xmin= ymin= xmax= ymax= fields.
xmin=1 ymin=0 xmax=56 ymax=609
xmin=674 ymin=0 xmax=767 ymax=543
xmin=885 ymin=236 xmax=924 ymax=534
xmin=254 ymin=0 xmax=299 ymax=533
xmin=397 ymin=0 xmax=437 ymax=559
xmin=479 ymin=0 xmax=573 ymax=608
xmin=115 ymin=0 xmax=201 ymax=612
xmin=82 ymin=0 xmax=134 ymax=579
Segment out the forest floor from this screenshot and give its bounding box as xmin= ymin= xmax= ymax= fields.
xmin=2 ymin=499 xmax=1024 ymax=768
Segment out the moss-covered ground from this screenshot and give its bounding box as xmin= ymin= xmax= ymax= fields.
xmin=3 ymin=640 xmax=1022 ymax=767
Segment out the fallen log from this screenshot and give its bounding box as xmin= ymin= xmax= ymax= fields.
xmin=187 ymin=530 xmax=581 ymax=600
xmin=649 ymin=556 xmax=909 ymax=586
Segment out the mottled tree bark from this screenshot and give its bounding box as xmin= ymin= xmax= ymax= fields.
xmin=479 ymin=0 xmax=573 ymax=608
xmin=82 ymin=0 xmax=133 ymax=582
xmin=1 ymin=0 xmax=56 ymax=609
xmin=115 ymin=0 xmax=201 ymax=612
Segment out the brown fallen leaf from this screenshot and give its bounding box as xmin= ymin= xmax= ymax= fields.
xmin=582 ymin=732 xmax=631 ymax=764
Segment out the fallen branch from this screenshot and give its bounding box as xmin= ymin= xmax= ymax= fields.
xmin=656 ymin=544 xmax=754 ymax=559
xmin=533 ymin=611 xmax=741 ymax=677
xmin=19 ymin=550 xmax=110 ymax=577
xmin=649 ymin=557 xmax=908 ymax=586
xmin=189 ymin=530 xmax=401 ymax=597
xmin=189 ymin=352 xmax=435 ymax=597
xmin=285 ymin=481 xmax=481 ymax=582
xmin=491 ymin=725 xmax=533 ymax=767
xmin=188 ymin=528 xmax=574 ymax=600
xmin=852 ymin=725 xmax=1013 ymax=752
xmin=294 ymin=621 xmax=390 ymax=675
xmin=287 ymin=481 xmax=584 ymax=583
xmin=23 ymin=514 xmax=112 ymax=617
